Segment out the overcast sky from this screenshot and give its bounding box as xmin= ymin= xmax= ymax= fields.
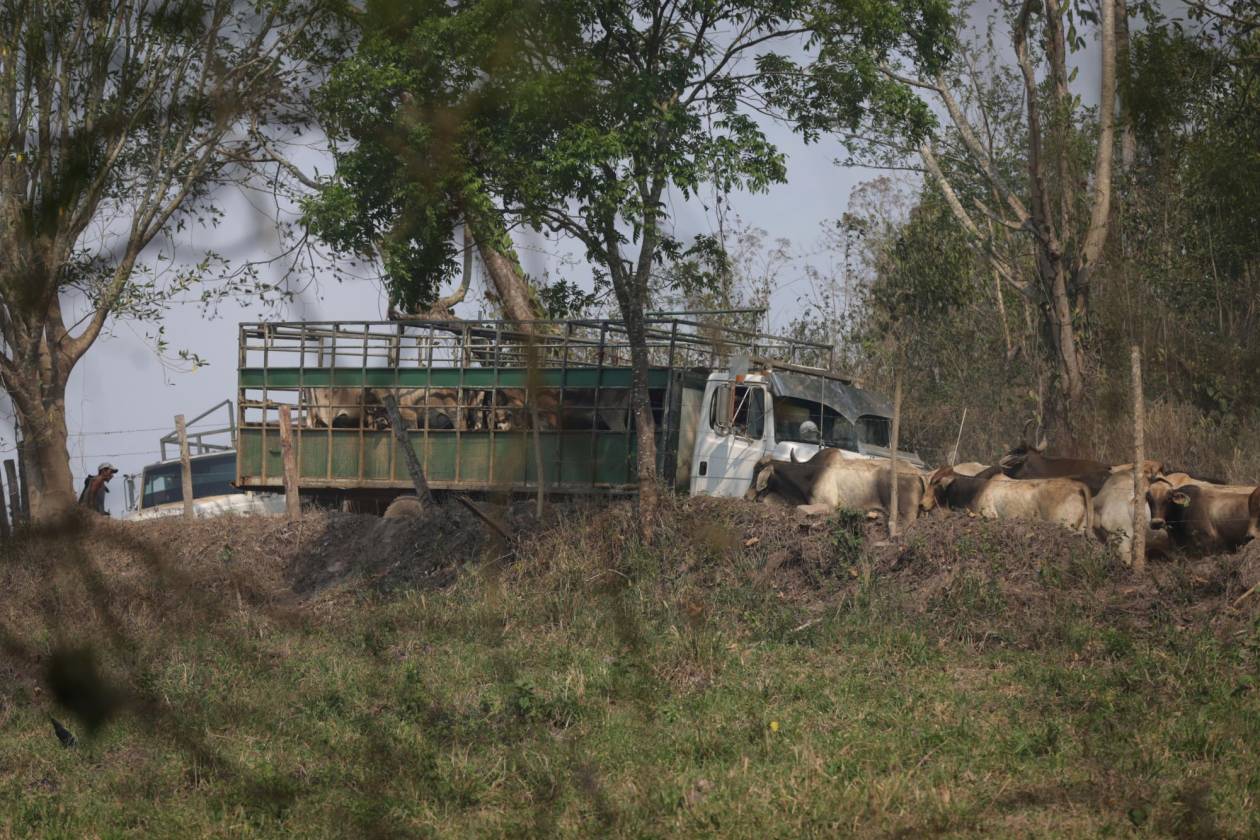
xmin=7 ymin=0 xmax=1154 ymax=514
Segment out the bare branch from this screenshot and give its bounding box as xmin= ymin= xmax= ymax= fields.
xmin=920 ymin=141 xmax=1027 ymax=294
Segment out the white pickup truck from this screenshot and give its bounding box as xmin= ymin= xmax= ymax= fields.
xmin=685 ymin=367 xmax=923 ymax=498
xmin=122 ymin=451 xmax=285 ymax=521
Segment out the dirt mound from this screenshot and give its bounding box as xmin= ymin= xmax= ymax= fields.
xmin=64 ymin=503 xmax=495 ymax=599
xmin=287 ymin=505 xmax=486 ymax=594
xmin=527 ymin=496 xmax=1260 ymax=644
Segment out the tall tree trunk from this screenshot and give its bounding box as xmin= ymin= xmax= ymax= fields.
xmin=12 ymin=389 xmax=76 ymax=521
xmin=602 ymin=194 xmax=661 ymax=543
xmin=1046 ymin=258 xmax=1087 ymax=422
xmin=464 ymin=212 xmax=544 ymax=325
xmin=1114 ymin=0 xmax=1137 ymax=170
xmin=623 ymin=307 xmax=658 ymax=539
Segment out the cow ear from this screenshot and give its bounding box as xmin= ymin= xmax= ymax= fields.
xmin=1172 ymin=491 xmax=1191 ymax=507
xmin=753 ymin=465 xmax=771 ymax=494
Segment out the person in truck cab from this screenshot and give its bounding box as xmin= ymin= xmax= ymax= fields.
xmin=79 ymin=462 xmax=118 ymax=516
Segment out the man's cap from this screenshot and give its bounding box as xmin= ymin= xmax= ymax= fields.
xmin=98 ymin=462 xmax=118 ymax=473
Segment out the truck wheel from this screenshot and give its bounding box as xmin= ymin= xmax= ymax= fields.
xmin=383 ymin=495 xmax=425 ymax=519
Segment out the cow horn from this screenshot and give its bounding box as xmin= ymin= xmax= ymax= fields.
xmin=790 ymin=449 xmax=803 ymax=464
xmin=1021 ymin=417 xmax=1037 ymax=446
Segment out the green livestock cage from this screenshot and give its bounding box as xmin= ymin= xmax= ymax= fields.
xmin=236 ymin=318 xmax=830 ymax=501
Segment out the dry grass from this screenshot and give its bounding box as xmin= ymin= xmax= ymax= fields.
xmin=2 ymin=500 xmax=1260 ymax=837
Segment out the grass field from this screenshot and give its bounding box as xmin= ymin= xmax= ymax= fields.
xmin=2 ymin=502 xmax=1259 ymax=838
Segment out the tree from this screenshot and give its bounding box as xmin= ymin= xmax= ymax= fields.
xmin=306 ymin=0 xmax=952 ymax=535
xmin=301 ymin=0 xmax=551 ymax=323
xmin=0 ymin=0 xmax=339 ymax=520
xmin=819 ymin=0 xmax=1118 ymax=430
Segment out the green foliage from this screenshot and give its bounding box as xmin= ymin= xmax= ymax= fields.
xmin=305 ymin=0 xmax=956 ymax=312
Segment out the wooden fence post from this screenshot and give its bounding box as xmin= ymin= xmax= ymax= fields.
xmin=383 ymin=395 xmax=433 ymax=506
xmin=888 ymin=368 xmax=903 ymax=540
xmin=1131 ymin=346 xmax=1147 ymax=571
xmin=949 ymin=407 xmax=968 ymax=466
xmin=176 ymin=414 xmax=194 ymax=520
xmin=278 ymin=405 xmax=301 ymax=521
xmin=4 ymin=459 xmax=21 ymax=528
xmin=0 ymin=472 xmax=10 ymax=539
xmin=526 ymin=341 xmax=545 ymax=518
xmin=15 ymin=444 xmax=28 ymax=522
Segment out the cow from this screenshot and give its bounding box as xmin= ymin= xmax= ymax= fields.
xmin=487 ymin=388 xmax=561 ymax=431
xmin=748 ymin=449 xmax=929 ymax=532
xmin=952 ymin=462 xmax=998 ymax=477
xmin=379 ymin=388 xmax=466 ymax=430
xmin=998 ymin=420 xmax=1110 ymax=492
xmin=1146 ymin=475 xmax=1259 ymax=553
xmin=304 ymin=387 xmax=373 ymax=429
xmin=1091 ymin=460 xmax=1168 ymax=559
xmin=1252 ymin=487 xmax=1260 ymax=545
xmin=926 ymin=466 xmax=1094 ymax=535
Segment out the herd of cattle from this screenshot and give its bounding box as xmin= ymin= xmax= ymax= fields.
xmin=301 ymin=386 xmax=633 ymax=433
xmin=748 ymin=428 xmax=1260 ymax=559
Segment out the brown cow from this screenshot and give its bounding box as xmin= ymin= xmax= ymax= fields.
xmin=488 ymin=388 xmax=561 ymax=431
xmin=998 ymin=420 xmax=1110 ymax=492
xmin=304 ymin=387 xmax=373 ymax=429
xmin=1147 ymin=476 xmax=1259 ymax=553
xmin=1091 ymin=460 xmax=1168 ymax=559
xmin=748 ymin=449 xmax=928 ymax=532
xmin=387 ymin=388 xmax=465 ymax=430
xmin=926 ymin=467 xmax=1094 ymax=535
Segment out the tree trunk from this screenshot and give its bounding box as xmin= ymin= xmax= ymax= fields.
xmin=623 ymin=306 xmax=658 ymax=540
xmin=1042 ymin=254 xmax=1087 ymax=435
xmin=1114 ymin=0 xmax=1136 ymax=170
xmin=603 ymin=204 xmax=660 ymax=542
xmin=465 ymin=214 xmax=544 ymax=325
xmin=19 ymin=396 xmax=76 ymax=521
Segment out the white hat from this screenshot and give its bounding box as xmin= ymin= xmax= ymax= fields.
xmin=98 ymin=462 xmax=118 ymax=473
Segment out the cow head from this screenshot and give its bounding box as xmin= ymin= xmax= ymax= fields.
xmin=923 ymin=466 xmax=956 ymax=512
xmin=1146 ymin=477 xmax=1193 ymax=532
xmin=746 ymin=457 xmax=776 ymax=501
xmin=999 ymin=418 xmax=1048 ymax=471
xmin=916 ymin=473 xmax=934 ymax=513
xmin=305 ymin=388 xmax=368 ymax=428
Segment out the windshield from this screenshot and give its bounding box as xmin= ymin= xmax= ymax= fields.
xmin=141 ymin=453 xmax=240 ymax=508
xmin=858 ymin=415 xmax=891 ymax=448
xmin=773 ymin=397 xmax=859 ymax=451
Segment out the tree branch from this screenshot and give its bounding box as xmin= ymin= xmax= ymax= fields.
xmin=1078 ymin=0 xmax=1117 ymax=274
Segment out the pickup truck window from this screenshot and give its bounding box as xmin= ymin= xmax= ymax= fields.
xmin=858 ymin=415 xmax=891 ymax=447
xmin=773 ymin=397 xmax=859 ymax=451
xmin=141 ymin=453 xmax=240 ymax=508
xmin=710 ymin=385 xmax=765 ymax=439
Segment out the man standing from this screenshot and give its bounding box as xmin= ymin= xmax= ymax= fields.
xmin=79 ymin=463 xmax=118 ymax=516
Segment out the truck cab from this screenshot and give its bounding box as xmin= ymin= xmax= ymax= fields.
xmin=121 ymin=402 xmax=285 ymax=521
xmin=123 ymin=451 xmax=286 ymax=521
xmin=689 ymin=368 xmax=922 ymax=498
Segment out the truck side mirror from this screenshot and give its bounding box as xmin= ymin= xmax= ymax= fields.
xmin=712 ymin=383 xmax=733 ymax=433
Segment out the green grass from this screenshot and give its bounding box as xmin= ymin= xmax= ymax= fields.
xmin=3 ymin=522 xmax=1260 ymax=838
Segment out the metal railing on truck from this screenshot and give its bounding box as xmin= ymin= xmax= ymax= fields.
xmin=236 ymin=318 xmax=831 ymax=496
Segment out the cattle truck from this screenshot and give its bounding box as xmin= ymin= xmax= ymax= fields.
xmin=234 ymin=318 xmax=921 ymax=512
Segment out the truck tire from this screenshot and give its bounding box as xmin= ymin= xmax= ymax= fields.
xmin=383 ymin=495 xmax=425 ymax=519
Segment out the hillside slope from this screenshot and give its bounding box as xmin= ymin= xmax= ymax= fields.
xmin=2 ymin=500 xmax=1259 ymax=837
